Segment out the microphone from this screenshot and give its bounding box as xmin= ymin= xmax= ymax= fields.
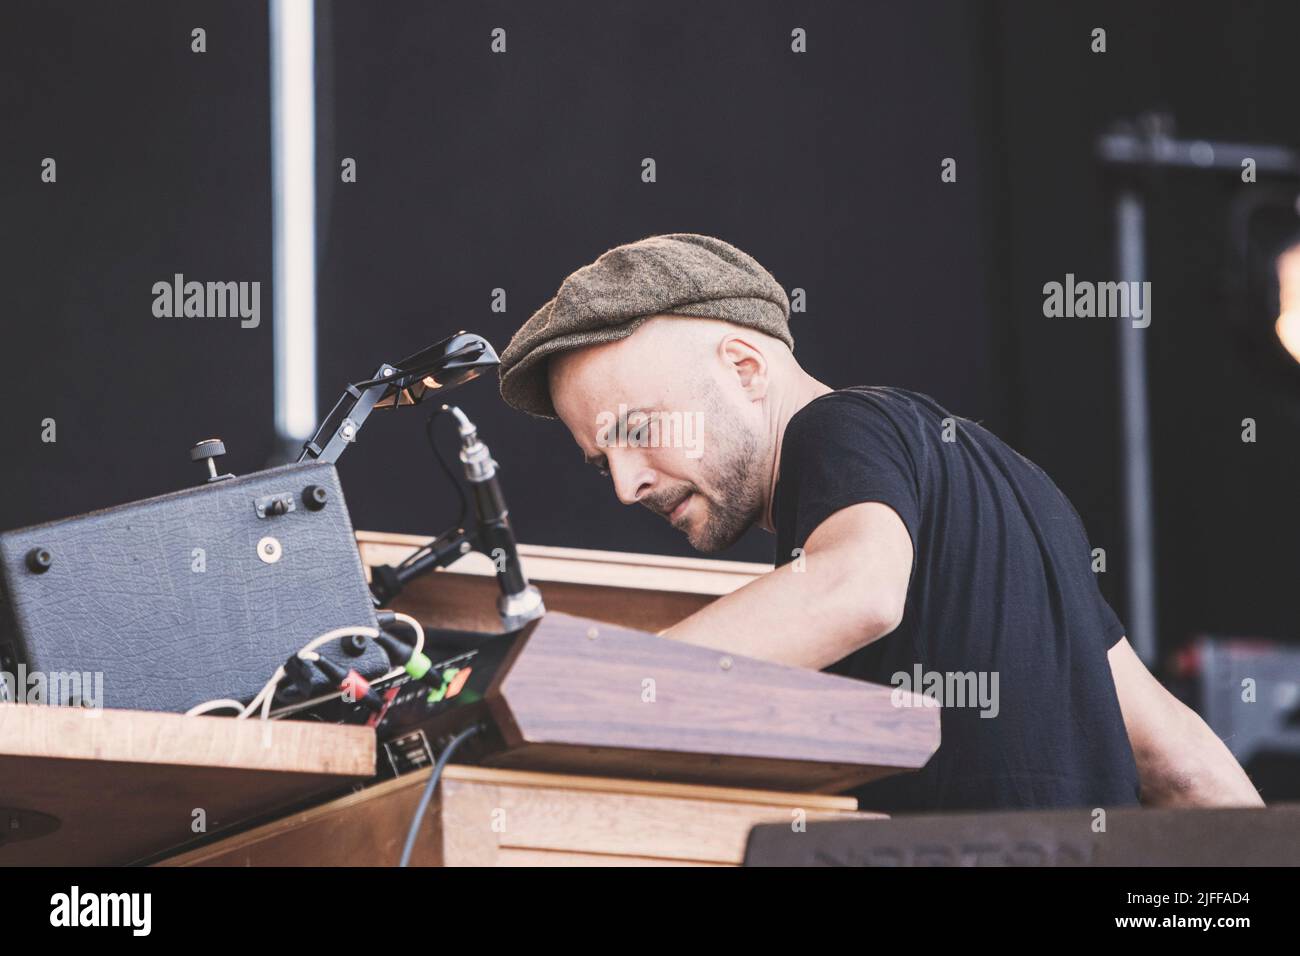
xmin=372 ymin=405 xmax=545 ymax=631
xmin=443 ymin=405 xmax=545 ymax=631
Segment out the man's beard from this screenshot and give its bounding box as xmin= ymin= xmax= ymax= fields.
xmin=690 ymin=440 xmax=764 ymax=551
xmin=644 ymin=399 xmax=765 ymax=553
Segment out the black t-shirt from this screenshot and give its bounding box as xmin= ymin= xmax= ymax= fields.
xmin=772 ymin=386 xmax=1140 ymax=813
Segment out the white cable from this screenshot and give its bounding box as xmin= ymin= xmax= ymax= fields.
xmin=185 ymin=699 xmax=246 ymax=717
xmin=372 ymin=612 xmax=427 ymax=682
xmin=186 ymin=616 xmax=425 ymax=721
xmin=239 ymin=625 xmax=381 ymax=720
xmin=185 ymin=623 xmax=380 ymax=720
xmin=393 ymin=611 xmax=425 ymax=657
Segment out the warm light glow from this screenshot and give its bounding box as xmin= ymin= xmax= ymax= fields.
xmin=1274 ymin=243 xmax=1300 ymax=363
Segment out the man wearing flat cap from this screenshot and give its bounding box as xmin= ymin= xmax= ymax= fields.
xmin=498 ymin=233 xmax=1261 ymax=813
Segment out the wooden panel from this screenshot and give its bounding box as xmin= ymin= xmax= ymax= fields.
xmin=0 ymin=704 xmax=374 ymax=865
xmin=484 ymin=613 xmax=940 ymax=791
xmin=357 ymin=532 xmax=772 ymax=594
xmin=451 ymin=777 xmax=864 ymax=865
xmin=482 ymin=743 xmax=901 ymax=794
xmin=434 ymin=764 xmax=861 ymax=807
xmin=356 ymin=530 xmax=770 ymax=632
xmin=156 ymin=772 xmax=437 ymax=868
xmin=161 ymin=764 xmax=873 ymax=867
xmin=386 ymin=573 xmax=715 ymax=635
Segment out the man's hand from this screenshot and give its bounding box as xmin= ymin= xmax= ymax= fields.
xmin=658 ymin=501 xmax=913 ymax=669
xmin=1108 ymin=637 xmax=1264 ymax=807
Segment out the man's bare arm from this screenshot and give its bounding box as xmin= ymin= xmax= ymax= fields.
xmin=1108 ymin=637 xmax=1264 ymax=807
xmin=658 ymin=501 xmax=913 ymax=670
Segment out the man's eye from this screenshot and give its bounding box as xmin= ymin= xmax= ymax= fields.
xmin=628 ymin=413 xmax=654 ymax=443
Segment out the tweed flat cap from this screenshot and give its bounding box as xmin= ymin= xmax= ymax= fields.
xmin=498 ymin=233 xmax=793 ymax=417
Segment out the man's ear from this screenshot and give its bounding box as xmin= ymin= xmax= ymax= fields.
xmin=718 ymin=334 xmax=769 ymax=399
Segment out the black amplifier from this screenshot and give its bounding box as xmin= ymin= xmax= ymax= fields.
xmin=0 ymin=460 xmax=388 ymax=713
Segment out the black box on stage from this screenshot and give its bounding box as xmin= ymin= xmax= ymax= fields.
xmin=744 ymin=806 xmax=1300 ymax=866
xmin=0 ymin=461 xmax=387 ymax=714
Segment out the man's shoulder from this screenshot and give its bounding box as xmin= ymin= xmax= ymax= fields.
xmin=777 ymin=386 xmax=944 ymax=481
xmin=786 ymin=386 xmax=947 ymax=439
xmin=773 ymin=386 xmax=934 ymax=557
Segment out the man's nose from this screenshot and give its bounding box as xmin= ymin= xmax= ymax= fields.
xmin=607 ymin=451 xmax=655 ymax=506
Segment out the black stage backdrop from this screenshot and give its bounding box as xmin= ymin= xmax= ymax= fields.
xmin=3 ymin=0 xmax=1299 ymax=657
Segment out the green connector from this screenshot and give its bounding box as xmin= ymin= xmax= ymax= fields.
xmin=426 ymin=668 xmax=460 ymax=704
xmin=405 ymin=651 xmax=433 ymax=681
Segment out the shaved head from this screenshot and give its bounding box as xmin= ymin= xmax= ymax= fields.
xmin=548 ymin=315 xmax=801 ymax=552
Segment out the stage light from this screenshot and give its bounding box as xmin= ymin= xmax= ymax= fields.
xmin=1228 ymin=189 xmax=1300 ymax=377
xmin=1272 ymin=241 xmax=1300 ymax=364
xmin=371 ymin=332 xmax=500 ymax=409
xmin=298 ymin=331 xmax=500 ymax=464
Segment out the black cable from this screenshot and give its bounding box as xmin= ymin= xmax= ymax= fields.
xmin=397 ymin=407 xmax=468 ymax=572
xmin=398 ymin=723 xmax=483 ymax=867
xmin=426 ymin=405 xmax=468 ymax=532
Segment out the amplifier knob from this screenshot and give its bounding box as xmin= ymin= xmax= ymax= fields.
xmin=303 ymin=484 xmax=329 ymax=511
xmin=190 ymin=438 xmax=233 ymax=483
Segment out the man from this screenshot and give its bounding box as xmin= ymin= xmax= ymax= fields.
xmin=498 ymin=233 xmax=1262 ymax=813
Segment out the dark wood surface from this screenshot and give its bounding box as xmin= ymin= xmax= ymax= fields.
xmin=480 ymin=612 xmax=939 ymax=791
